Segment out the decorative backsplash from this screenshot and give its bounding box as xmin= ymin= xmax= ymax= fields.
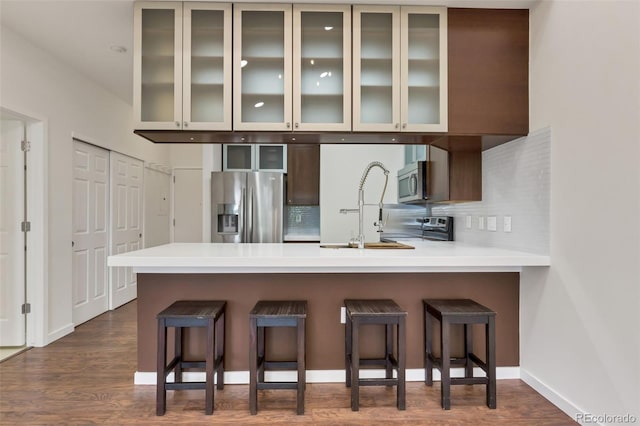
xmin=432 ymin=127 xmax=551 ymax=254
xmin=284 ymin=205 xmax=321 ymax=238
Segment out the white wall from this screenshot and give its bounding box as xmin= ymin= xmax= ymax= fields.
xmin=320 ymin=144 xmax=404 ymax=243
xmin=0 ymin=26 xmax=170 ymax=345
xmin=523 ymin=1 xmax=640 ymax=422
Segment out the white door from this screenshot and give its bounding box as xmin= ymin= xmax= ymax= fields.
xmin=110 ymin=152 xmax=143 ymax=309
xmin=0 ymin=118 xmax=26 ymax=346
xmin=173 ymin=168 xmax=203 ymax=242
xmin=72 ymin=141 xmax=110 ymax=325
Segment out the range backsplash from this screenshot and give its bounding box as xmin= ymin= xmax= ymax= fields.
xmin=431 ymin=126 xmax=551 ymax=255
xmin=284 ymin=205 xmax=320 ymax=239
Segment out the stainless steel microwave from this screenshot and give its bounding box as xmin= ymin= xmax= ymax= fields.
xmin=397 ymin=161 xmax=427 ymax=203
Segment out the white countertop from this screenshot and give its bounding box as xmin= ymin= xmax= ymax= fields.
xmin=107 ymin=242 xmax=550 ymax=274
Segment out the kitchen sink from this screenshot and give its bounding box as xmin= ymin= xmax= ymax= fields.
xmin=320 ymin=242 xmax=414 ymax=249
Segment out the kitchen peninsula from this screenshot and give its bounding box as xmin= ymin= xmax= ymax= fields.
xmin=108 ymin=242 xmax=549 ymax=383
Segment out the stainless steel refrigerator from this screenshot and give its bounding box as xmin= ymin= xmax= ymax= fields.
xmin=211 ymin=171 xmax=284 ymax=243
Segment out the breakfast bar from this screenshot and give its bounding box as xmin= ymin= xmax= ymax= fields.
xmin=107 ymin=241 xmax=550 ymax=383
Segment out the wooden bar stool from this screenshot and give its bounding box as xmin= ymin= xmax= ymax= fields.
xmin=156 ymin=300 xmax=226 ymax=415
xmin=344 ymin=299 xmax=407 ymax=411
xmin=423 ymin=298 xmax=496 ymax=410
xmin=249 ymin=300 xmax=307 ymax=415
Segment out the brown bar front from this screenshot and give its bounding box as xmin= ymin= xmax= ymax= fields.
xmin=137 ymin=272 xmax=519 ymax=373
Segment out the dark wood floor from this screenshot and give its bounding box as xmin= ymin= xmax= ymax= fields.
xmin=0 ymin=300 xmax=576 ymax=425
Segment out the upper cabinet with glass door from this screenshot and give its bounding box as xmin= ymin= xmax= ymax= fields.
xmin=133 ymin=2 xmax=232 ymax=131
xmin=233 ymin=4 xmax=292 ymax=131
xmin=353 ymin=6 xmax=447 ymax=132
xmin=293 ymin=5 xmax=351 ymax=131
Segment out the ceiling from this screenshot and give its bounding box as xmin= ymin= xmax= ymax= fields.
xmin=0 ymin=0 xmax=537 ymax=105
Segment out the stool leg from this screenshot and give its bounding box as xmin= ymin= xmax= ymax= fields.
xmin=351 ymin=318 xmax=360 ymax=411
xmin=216 ymin=311 xmax=225 ymax=390
xmin=486 ymin=317 xmax=497 ymax=409
xmin=464 ymin=323 xmax=474 ymax=379
xmin=156 ymin=318 xmax=167 ymax=416
xmin=425 ymin=308 xmax=433 ymax=386
xmin=249 ymin=317 xmax=258 ymax=415
xmin=205 ymin=318 xmax=215 ymax=415
xmin=174 ymin=326 xmax=183 ymax=383
xmin=296 ymin=317 xmax=306 ymax=415
xmin=397 ymin=315 xmax=406 ymax=410
xmin=257 ymin=326 xmax=265 ymax=383
xmin=345 ymin=313 xmax=352 ymax=388
xmin=385 ymin=323 xmax=393 ymax=380
xmin=441 ymin=318 xmax=451 ymax=410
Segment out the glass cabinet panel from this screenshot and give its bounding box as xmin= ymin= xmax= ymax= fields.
xmin=140 ymin=8 xmax=178 ymax=124
xmin=223 ymin=145 xmax=253 ymax=171
xmin=223 ymin=144 xmax=287 ymax=172
xmin=234 ymin=6 xmax=291 ymax=130
xmin=185 ymin=7 xmax=229 ymax=128
xmin=358 ymin=11 xmax=396 ymax=126
xmin=297 ymin=9 xmax=348 ymax=128
xmin=401 ymin=7 xmax=447 ymax=132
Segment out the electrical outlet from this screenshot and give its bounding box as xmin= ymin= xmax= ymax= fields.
xmin=340 ymin=306 xmax=346 ymax=324
xmin=504 ymin=216 xmax=512 ymax=233
xmin=487 ymin=216 xmax=497 ymax=232
xmin=465 ymin=215 xmax=472 ymax=229
xmin=478 ymin=216 xmax=485 ymax=230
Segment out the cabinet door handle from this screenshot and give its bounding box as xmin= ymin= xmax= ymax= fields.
xmin=175 ymin=121 xmax=180 ymax=127
xmin=286 ymin=122 xmax=291 ymax=129
xmin=395 ymin=123 xmax=400 ymax=129
xmin=295 ymin=122 xmax=299 ymax=129
xmin=183 ymin=121 xmax=188 ymax=127
xmin=402 ymin=123 xmax=407 ymax=129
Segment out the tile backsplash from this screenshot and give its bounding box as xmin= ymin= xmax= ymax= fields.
xmin=432 ymin=127 xmax=550 ymax=254
xmin=284 ymin=205 xmax=320 ymax=238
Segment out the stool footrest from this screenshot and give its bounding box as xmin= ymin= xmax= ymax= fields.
xmin=180 ymin=361 xmax=205 ymax=369
xmin=263 ymin=361 xmax=298 ymax=370
xmin=257 ymin=382 xmax=300 ymax=390
xmin=359 ymin=378 xmax=399 ymax=386
xmin=166 ymin=382 xmax=206 ymax=391
xmin=451 ymin=377 xmax=488 ymax=385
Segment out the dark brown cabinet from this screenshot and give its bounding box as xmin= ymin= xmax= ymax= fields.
xmin=448 ymin=8 xmax=529 ymax=139
xmin=286 ymin=144 xmax=320 ymax=205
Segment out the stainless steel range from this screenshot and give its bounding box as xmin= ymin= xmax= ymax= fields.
xmin=380 ymin=208 xmax=454 ymax=242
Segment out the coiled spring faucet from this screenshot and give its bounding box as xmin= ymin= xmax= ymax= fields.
xmin=355 ymin=161 xmax=389 ymax=248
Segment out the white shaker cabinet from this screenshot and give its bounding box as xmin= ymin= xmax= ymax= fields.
xmin=353 ymin=6 xmax=447 ymax=132
xmin=134 ymin=2 xmax=232 ymax=130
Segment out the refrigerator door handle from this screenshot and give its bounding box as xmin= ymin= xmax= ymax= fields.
xmin=241 ymin=187 xmax=247 ymax=242
xmin=247 ymin=186 xmax=254 ymax=242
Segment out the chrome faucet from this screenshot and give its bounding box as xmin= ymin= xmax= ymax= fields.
xmin=339 ymin=161 xmax=389 ymax=248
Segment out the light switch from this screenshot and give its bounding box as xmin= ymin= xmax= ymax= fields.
xmin=478 ymin=216 xmax=485 ymax=230
xmin=504 ymin=216 xmax=512 ymax=233
xmin=465 ymin=215 xmax=472 ymax=229
xmin=487 ymin=216 xmax=497 ymax=232
xmin=340 ymin=306 xmax=346 ymax=324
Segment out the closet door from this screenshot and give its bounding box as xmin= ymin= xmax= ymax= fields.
xmin=109 ymin=152 xmax=144 ymax=309
xmin=72 ymin=140 xmax=109 ymax=325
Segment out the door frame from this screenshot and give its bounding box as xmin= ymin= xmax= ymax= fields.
xmin=1 ymin=106 xmax=48 ymax=348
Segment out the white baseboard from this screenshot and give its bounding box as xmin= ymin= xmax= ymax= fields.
xmin=46 ymin=323 xmax=74 ymax=345
xmin=135 ymin=366 xmax=520 ymax=385
xmin=520 ymin=369 xmax=588 ymax=424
